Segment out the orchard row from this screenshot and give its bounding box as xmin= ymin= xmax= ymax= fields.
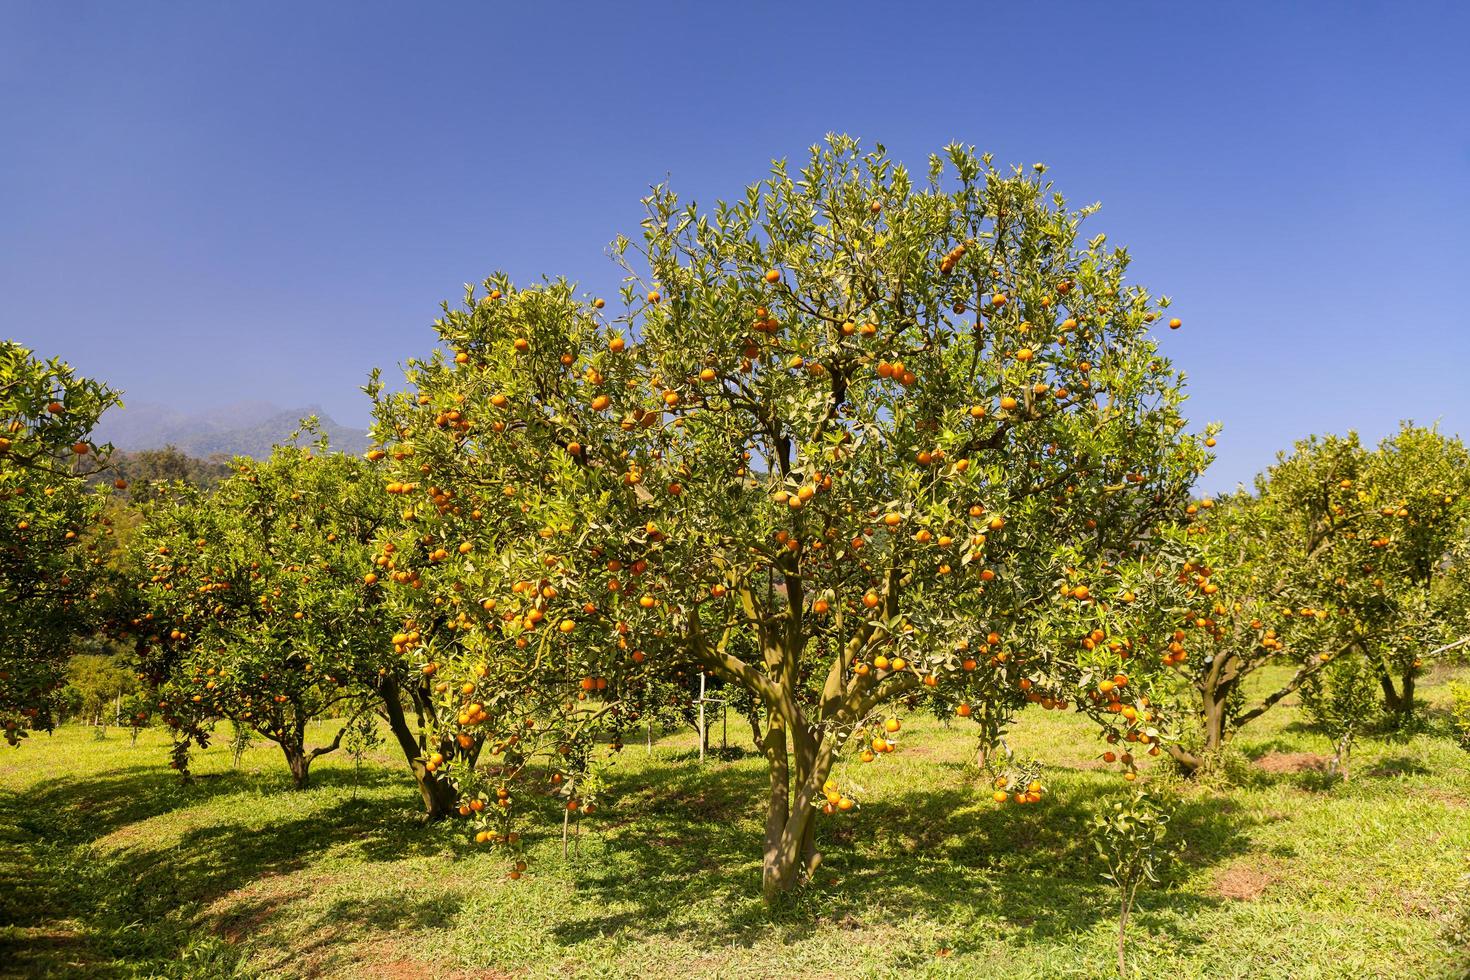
xmin=3 ymin=139 xmax=1466 ymax=904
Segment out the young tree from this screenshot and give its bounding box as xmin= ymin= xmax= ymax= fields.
xmin=1299 ymin=651 xmax=1379 ymax=779
xmin=370 ymin=138 xmax=1209 ymax=899
xmin=0 ymin=342 xmax=120 ymax=744
xmin=1093 ymin=790 xmax=1178 ymax=977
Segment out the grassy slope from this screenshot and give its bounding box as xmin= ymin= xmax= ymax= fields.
xmin=2 ymin=666 xmax=1468 ymax=980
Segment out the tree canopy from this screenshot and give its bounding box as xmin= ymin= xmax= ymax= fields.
xmin=369 ymin=137 xmax=1212 ymax=898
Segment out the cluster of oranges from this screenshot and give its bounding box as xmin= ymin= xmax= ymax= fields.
xmin=1163 ymin=628 xmax=1191 ymax=666
xmin=938 ymin=242 xmax=969 ymax=275
xmin=390 ymin=626 xmax=423 ymax=657
xmin=820 ymin=778 xmax=856 ymax=814
xmin=992 ymin=776 xmax=1044 ymax=805
xmin=751 ymin=305 xmax=781 ymax=335
xmin=874 ymin=359 xmax=917 ymax=387
xmin=857 ymin=717 xmax=902 ymax=763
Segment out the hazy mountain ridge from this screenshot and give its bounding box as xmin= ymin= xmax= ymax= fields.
xmin=95 ymin=401 xmax=372 ymax=459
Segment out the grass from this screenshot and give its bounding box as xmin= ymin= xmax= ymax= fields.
xmin=2 ymin=665 xmax=1469 ymax=979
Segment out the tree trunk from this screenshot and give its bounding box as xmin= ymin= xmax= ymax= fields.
xmin=379 ymin=677 xmax=458 ymax=821
xmin=1117 ymin=891 xmax=1130 ymax=977
xmin=1378 ymin=670 xmax=1403 ymax=715
xmin=760 ymin=718 xmax=791 ymax=902
xmin=746 ymin=710 xmax=763 ymax=753
xmin=281 ymin=739 xmax=312 ymax=789
xmin=758 ymin=706 xmax=832 ymax=903
xmin=1169 ymin=678 xmax=1230 ymax=777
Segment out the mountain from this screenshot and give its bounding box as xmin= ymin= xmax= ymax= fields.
xmin=94 ymin=400 xmax=372 ymax=459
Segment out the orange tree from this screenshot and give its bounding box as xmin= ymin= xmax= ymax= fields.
xmin=1152 ymin=425 xmax=1470 ymax=772
xmin=1350 ymin=423 xmax=1470 ymax=723
xmin=1145 ymin=437 xmax=1359 ymax=774
xmin=369 ymin=137 xmax=1210 ymax=899
xmin=0 ymin=342 xmax=120 ymax=744
xmin=128 ymin=438 xmax=460 ymax=801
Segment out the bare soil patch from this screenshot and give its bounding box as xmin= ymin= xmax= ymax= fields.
xmin=1254 ymin=751 xmax=1332 ymax=774
xmin=1214 ymin=860 xmax=1281 ymax=901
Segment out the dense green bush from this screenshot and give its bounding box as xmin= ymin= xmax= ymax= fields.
xmin=1451 ymin=682 xmax=1470 ymax=751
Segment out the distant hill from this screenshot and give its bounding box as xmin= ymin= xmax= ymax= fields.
xmin=94 ymin=401 xmax=372 ymax=459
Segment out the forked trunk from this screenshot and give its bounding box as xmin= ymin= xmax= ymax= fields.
xmin=379 ymin=676 xmax=458 ymax=821
xmin=281 ymin=739 xmax=312 ymax=789
xmin=1167 ymin=679 xmax=1231 ymax=776
xmin=758 ymin=709 xmax=832 ymax=903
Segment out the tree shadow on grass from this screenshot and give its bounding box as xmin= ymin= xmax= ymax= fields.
xmin=540 ymin=761 xmax=1261 ymax=958
xmin=5 ymin=759 xmax=416 ymax=851
xmin=0 ymin=764 xmax=462 ymax=975
xmin=1364 ymin=755 xmax=1433 ymax=778
xmin=232 ymin=891 xmax=461 ymax=978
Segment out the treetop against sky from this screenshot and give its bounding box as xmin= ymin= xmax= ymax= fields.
xmin=1 ymin=2 xmax=1466 ymax=493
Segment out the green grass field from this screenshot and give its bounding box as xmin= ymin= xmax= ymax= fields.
xmin=3 ymin=666 xmax=1469 ymax=979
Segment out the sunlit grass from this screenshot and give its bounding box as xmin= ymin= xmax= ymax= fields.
xmin=2 ymin=665 xmax=1468 ymax=978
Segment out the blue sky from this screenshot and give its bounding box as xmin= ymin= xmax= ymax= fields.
xmin=3 ymin=1 xmax=1467 ymax=492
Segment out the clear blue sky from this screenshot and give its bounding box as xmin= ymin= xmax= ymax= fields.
xmin=3 ymin=2 xmax=1467 ymax=492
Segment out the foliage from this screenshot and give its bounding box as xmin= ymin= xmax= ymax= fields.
xmin=1143 ymin=438 xmax=1353 ymax=774
xmin=1092 ymin=789 xmax=1179 ymax=976
xmin=1349 ymin=424 xmax=1470 ymax=722
xmin=1299 ymin=650 xmax=1379 ymax=778
xmin=98 ymin=445 xmax=232 ymax=503
xmin=0 ymin=341 xmax=121 ymax=743
xmin=369 ymin=136 xmax=1210 ymax=898
xmin=128 ymin=435 xmax=398 ymax=787
xmin=1450 ymin=682 xmax=1470 ymax=751
xmin=1145 ymin=424 xmax=1470 ymax=773
xmin=62 ymin=652 xmax=140 ymax=725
